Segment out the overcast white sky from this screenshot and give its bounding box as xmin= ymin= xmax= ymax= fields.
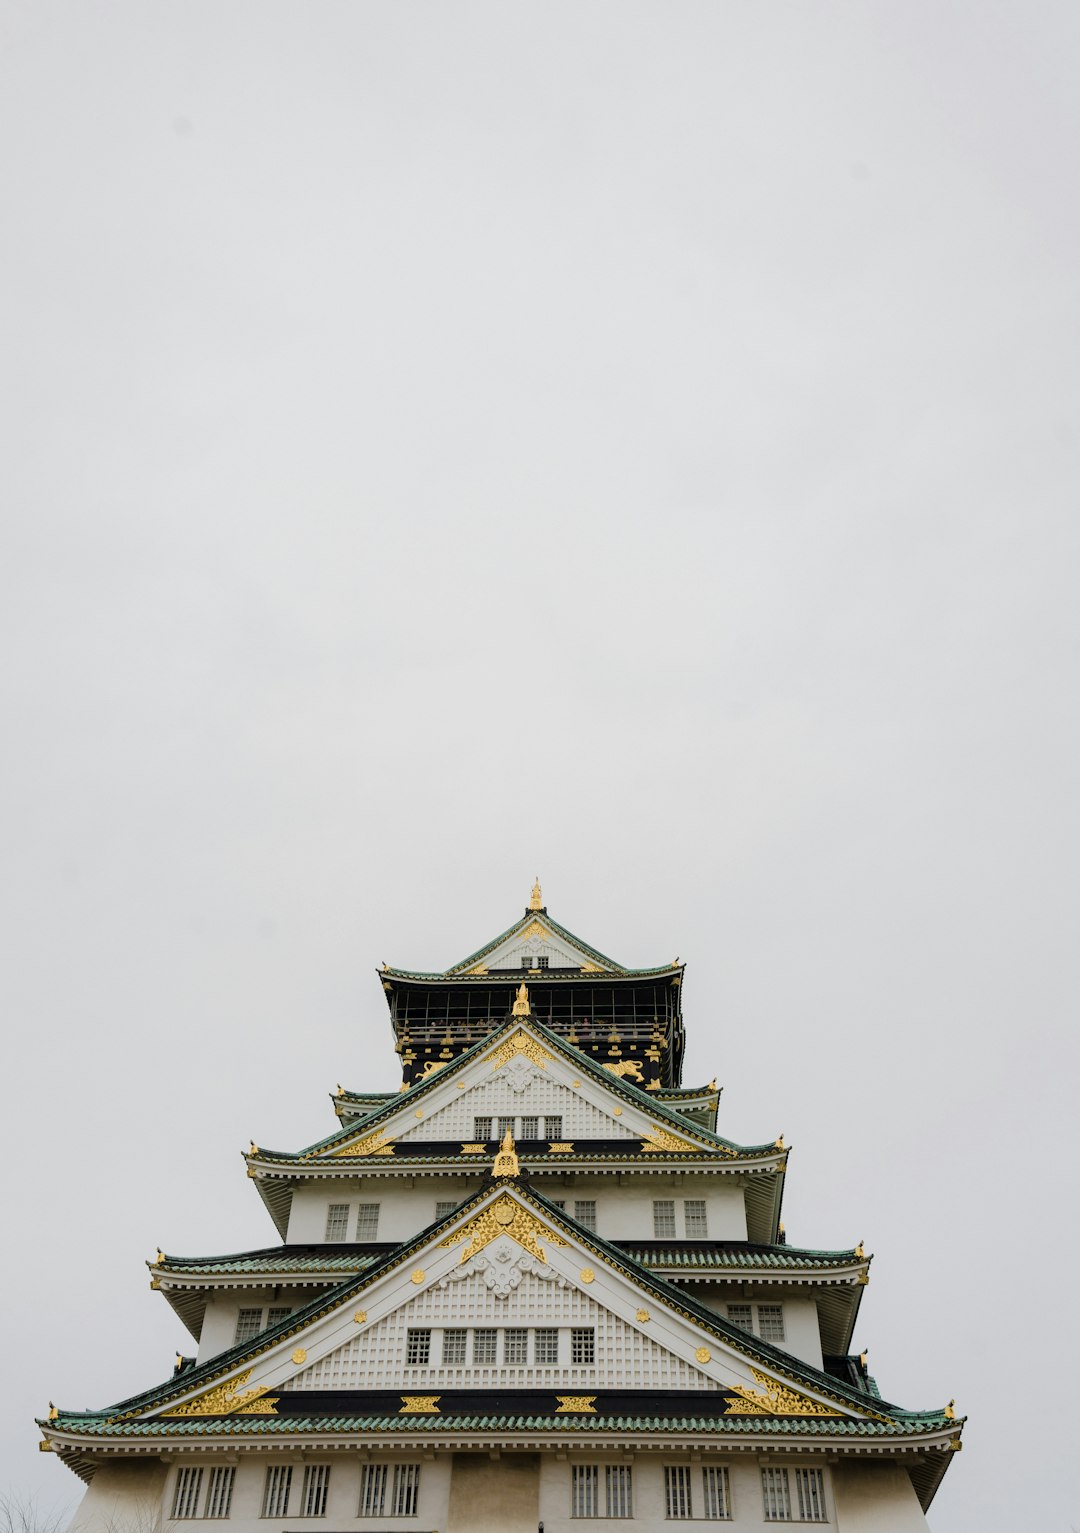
xmin=2 ymin=3 xmax=1078 ymax=1529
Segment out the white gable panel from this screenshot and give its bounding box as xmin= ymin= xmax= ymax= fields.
xmin=396 ymin=1071 xmax=639 ymax=1142
xmin=478 ymin=921 xmax=609 ymax=972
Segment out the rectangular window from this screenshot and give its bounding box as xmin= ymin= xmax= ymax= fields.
xmin=261 ymin=1465 xmax=292 ymax=1519
xmin=727 ymin=1304 xmax=754 ymax=1334
xmin=358 ymin=1464 xmax=386 ymax=1518
xmin=521 ymin=958 xmax=532 ymax=969
xmin=390 ymin=1465 xmax=421 ymax=1518
xmin=355 ymin=1203 xmax=380 ymax=1240
xmin=325 ymin=1203 xmax=349 ymax=1240
xmin=497 ymin=1116 xmax=515 ymax=1139
xmin=472 ymin=1328 xmax=497 ymax=1365
xmin=653 ymin=1200 xmax=677 ymax=1238
xmin=762 ymin=1467 xmax=791 ymax=1521
xmin=570 ymin=1327 xmax=595 ymax=1365
xmin=701 ymin=1466 xmax=731 ymax=1520
xmin=205 ymin=1468 xmax=235 ymax=1520
xmin=574 ymin=1199 xmax=597 ymax=1232
xmin=606 ymin=1466 xmax=633 ymax=1518
xmin=474 ymin=1116 xmax=494 ymax=1141
xmin=684 ymin=1199 xmax=708 ymax=1237
xmin=234 ymin=1308 xmax=264 ymax=1345
xmin=758 ymin=1305 xmax=786 ymax=1343
xmin=299 ymin=1465 xmax=330 ymax=1519
xmin=521 ymin=1116 xmax=539 ymax=1138
xmin=537 ymin=955 xmax=550 ymax=968
xmin=266 ymin=1307 xmax=291 ymax=1328
xmin=435 ymin=1200 xmax=457 ymax=1220
xmin=504 ymin=1328 xmax=529 ymax=1365
xmin=172 ymin=1468 xmax=203 ymax=1520
xmin=665 ymin=1464 xmax=693 ymax=1519
xmin=442 ymin=1328 xmax=467 ymax=1365
xmin=549 ymin=1199 xmax=566 ymax=1210
xmin=535 ymin=1327 xmax=559 ymax=1365
xmin=795 ymin=1469 xmax=826 ymax=1522
xmin=544 ymin=1115 xmax=563 ymax=1138
xmin=571 ymin=1465 xmax=598 ymax=1519
xmin=405 ymin=1328 xmax=431 ymax=1366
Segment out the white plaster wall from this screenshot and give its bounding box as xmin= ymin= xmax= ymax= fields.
xmin=395 ymin=1072 xmax=639 ymax=1142
xmin=197 ymin=1286 xmax=317 ymax=1364
xmin=831 ymin=1461 xmax=930 ymax=1529
xmin=690 ymin=1287 xmax=823 ymax=1369
xmin=67 ymin=1459 xmax=168 ymax=1533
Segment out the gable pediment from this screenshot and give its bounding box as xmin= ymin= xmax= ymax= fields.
xmin=458 ymin=916 xmax=620 ymax=974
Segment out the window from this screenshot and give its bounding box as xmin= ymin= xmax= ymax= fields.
xmin=574 ymin=1199 xmax=597 ymax=1232
xmin=262 ymin=1466 xmax=292 ymax=1519
xmin=665 ymin=1464 xmax=692 ymax=1518
xmin=606 ymin=1466 xmax=633 ymax=1518
xmin=521 ymin=1116 xmax=539 ymax=1138
xmin=325 ymin=1203 xmax=349 ymax=1240
xmin=355 ymin=1203 xmax=380 ymax=1240
xmin=544 ymin=1115 xmax=563 ymax=1138
xmin=762 ymin=1467 xmax=791 ymax=1521
xmin=571 ymin=1327 xmax=595 ymax=1365
xmin=795 ymin=1469 xmax=826 ymax=1522
xmin=653 ymin=1200 xmax=677 ymax=1238
xmin=299 ymin=1465 xmax=330 ymax=1518
xmin=205 ymin=1468 xmax=235 ymax=1520
xmin=266 ymin=1307 xmax=291 ymax=1328
xmin=442 ymin=1328 xmax=467 ymax=1365
xmin=684 ymin=1199 xmax=708 ymax=1237
xmin=504 ymin=1328 xmax=529 ymax=1365
xmin=758 ymin=1305 xmax=786 ymax=1343
xmin=497 ymin=1116 xmax=515 ymax=1139
xmin=435 ymin=1200 xmax=457 ymax=1220
xmin=521 ymin=958 xmax=532 ymax=969
xmin=535 ymin=1327 xmax=559 ymax=1365
xmin=172 ymin=1468 xmax=203 ymax=1520
xmin=358 ymin=1464 xmax=386 ymax=1518
xmin=536 ymin=955 xmax=550 ymax=969
xmin=405 ymin=1328 xmax=431 ymax=1365
xmin=701 ymin=1466 xmax=731 ymax=1520
xmin=390 ymin=1465 xmax=421 ymax=1518
xmin=472 ymin=1328 xmax=497 ymax=1365
xmin=571 ymin=1465 xmax=598 ymax=1518
xmin=234 ymin=1308 xmax=264 ymax=1345
xmin=727 ymin=1304 xmax=754 ymax=1334
xmin=474 ymin=1116 xmax=494 ymax=1140
xmin=549 ymin=1199 xmax=566 ymax=1210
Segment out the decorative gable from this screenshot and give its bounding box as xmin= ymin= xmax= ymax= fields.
xmin=469 ymin=916 xmax=616 ymax=973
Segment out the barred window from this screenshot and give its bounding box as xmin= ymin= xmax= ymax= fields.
xmin=521 ymin=958 xmax=532 ymax=970
xmin=473 ymin=1328 xmax=497 ymax=1365
xmin=701 ymin=1465 xmax=731 ymax=1520
xmin=535 ymin=1327 xmax=559 ymax=1365
xmin=405 ymin=1328 xmax=431 ymax=1366
xmin=435 ymin=1201 xmax=456 ymax=1220
xmin=325 ymin=1203 xmax=349 ymax=1240
xmin=205 ymin=1468 xmax=235 ymax=1520
xmin=358 ymin=1464 xmax=386 ymax=1518
xmin=355 ymin=1203 xmax=380 ymax=1240
xmin=442 ymin=1328 xmax=467 ymax=1365
xmin=571 ymin=1464 xmax=598 ymax=1518
xmin=758 ymin=1305 xmax=786 ymax=1343
xmin=762 ymin=1467 xmax=791 ymax=1521
xmin=504 ymin=1328 xmax=529 ymax=1365
xmin=497 ymin=1116 xmax=515 ymax=1138
xmin=795 ymin=1468 xmax=826 ymax=1522
xmin=521 ymin=1116 xmax=539 ymax=1138
xmin=544 ymin=1115 xmax=563 ymax=1138
xmin=234 ymin=1307 xmax=264 ymax=1344
xmin=391 ymin=1464 xmax=421 ymax=1517
xmin=727 ymin=1304 xmax=754 ymax=1334
xmin=549 ymin=1199 xmax=566 ymax=1210
xmin=299 ymin=1464 xmax=330 ymax=1518
xmin=171 ymin=1467 xmax=203 ymax=1520
xmin=574 ymin=1199 xmax=597 ymax=1232
xmin=665 ymin=1464 xmax=692 ymax=1518
xmin=606 ymin=1466 xmax=633 ymax=1518
xmin=261 ymin=1465 xmax=292 ymax=1519
xmin=653 ymin=1199 xmax=677 ymax=1238
xmin=570 ymin=1327 xmax=595 ymax=1365
xmin=536 ymin=955 xmax=549 ymax=968
xmin=684 ymin=1199 xmax=708 ymax=1237
xmin=266 ymin=1307 xmax=291 ymax=1328
xmin=474 ymin=1116 xmax=494 ymax=1140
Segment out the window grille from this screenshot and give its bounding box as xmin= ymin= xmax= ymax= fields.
xmin=205 ymin=1467 xmax=235 ymax=1520
xmin=355 ymin=1203 xmax=380 ymax=1240
xmin=665 ymin=1464 xmax=693 ymax=1518
xmin=762 ymin=1467 xmax=791 ymax=1521
xmin=171 ymin=1467 xmax=203 ymax=1520
xmin=358 ymin=1464 xmax=387 ymax=1518
xmin=261 ymin=1465 xmax=292 ymax=1519
xmin=535 ymin=1327 xmax=559 ymax=1365
xmin=653 ymin=1200 xmax=677 ymax=1238
xmin=701 ymin=1466 xmax=731 ymax=1519
xmin=299 ymin=1465 xmax=330 ymax=1518
xmin=474 ymin=1116 xmax=494 ymax=1140
xmin=405 ymin=1328 xmax=431 ymax=1366
xmin=266 ymin=1307 xmax=291 ymax=1328
xmin=391 ymin=1464 xmax=421 ymax=1517
xmin=497 ymin=1116 xmax=515 ymax=1138
xmin=758 ymin=1304 xmax=786 ymax=1342
xmin=795 ymin=1469 xmax=826 ymax=1522
xmin=727 ymin=1304 xmax=754 ymax=1333
xmin=435 ymin=1201 xmax=457 ymax=1220
xmin=684 ymin=1199 xmax=708 ymax=1237
xmin=442 ymin=1328 xmax=467 ymax=1365
xmin=472 ymin=1328 xmax=497 ymax=1365
xmin=544 ymin=1115 xmax=563 ymax=1138
xmin=521 ymin=1116 xmax=539 ymax=1138
xmin=574 ymin=1199 xmax=597 ymax=1232
xmin=549 ymin=1199 xmax=566 ymax=1210
xmin=504 ymin=1328 xmax=529 ymax=1365
xmin=234 ymin=1308 xmax=264 ymax=1344
xmin=521 ymin=958 xmax=532 ymax=969
xmin=571 ymin=1465 xmax=598 ymax=1518
xmin=324 ymin=1203 xmax=349 ymax=1240
xmin=606 ymin=1466 xmax=633 ymax=1518
xmin=537 ymin=956 xmax=550 ymax=968
xmin=570 ymin=1327 xmax=595 ymax=1365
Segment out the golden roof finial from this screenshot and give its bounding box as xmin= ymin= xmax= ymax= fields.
xmin=944 ymin=1399 xmax=956 ymax=1420
xmin=48 ymin=1403 xmax=58 ymax=1420
xmin=493 ymin=1127 xmax=520 ymax=1178
xmin=512 ymin=981 xmax=531 ymax=1017
xmin=855 ymin=1239 xmax=865 ymax=1259
xmin=529 ymin=876 xmax=543 ymax=911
